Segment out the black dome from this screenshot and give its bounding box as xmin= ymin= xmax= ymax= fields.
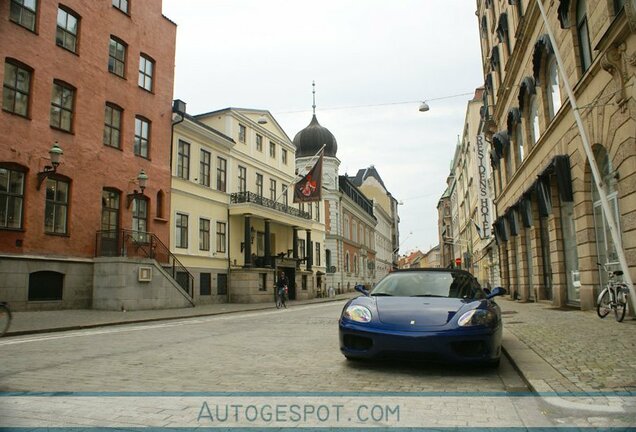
xmin=293 ymin=115 xmax=337 ymax=158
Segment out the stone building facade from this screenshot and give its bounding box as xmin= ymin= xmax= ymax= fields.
xmin=477 ymin=0 xmax=636 ymax=309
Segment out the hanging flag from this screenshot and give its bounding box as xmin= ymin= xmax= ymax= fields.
xmin=294 ymin=151 xmax=323 ymax=203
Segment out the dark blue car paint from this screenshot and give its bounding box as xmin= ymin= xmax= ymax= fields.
xmin=339 ymin=276 xmax=504 ymax=363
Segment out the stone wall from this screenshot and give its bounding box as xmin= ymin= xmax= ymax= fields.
xmin=92 ymin=258 xmax=193 ymax=310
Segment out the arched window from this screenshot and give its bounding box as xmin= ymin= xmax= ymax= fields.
xmin=29 ymin=271 xmax=64 ymax=301
xmin=546 ymin=57 xmax=562 ymax=120
xmin=591 ymin=145 xmax=621 ymax=287
xmin=577 ymin=0 xmax=592 ymax=73
xmin=354 ymin=254 xmax=358 ymax=275
xmin=156 ymin=190 xmax=165 ymax=219
xmin=529 ymin=95 xmax=540 ymax=145
xmin=345 ymin=251 xmax=350 ymax=273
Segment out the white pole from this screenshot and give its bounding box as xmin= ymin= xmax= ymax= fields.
xmin=535 ymin=0 xmax=636 ymax=306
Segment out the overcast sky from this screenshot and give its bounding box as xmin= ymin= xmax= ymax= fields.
xmin=162 ymin=0 xmax=484 ymax=254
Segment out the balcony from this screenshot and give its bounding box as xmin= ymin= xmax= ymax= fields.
xmin=230 ymin=191 xmax=310 ymax=219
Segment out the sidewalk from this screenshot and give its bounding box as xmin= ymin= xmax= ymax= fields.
xmin=5 ymin=294 xmax=636 ymax=398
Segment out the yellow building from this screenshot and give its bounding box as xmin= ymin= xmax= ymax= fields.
xmin=171 ymin=103 xmax=326 ymax=303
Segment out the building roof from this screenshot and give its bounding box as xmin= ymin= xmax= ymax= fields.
xmin=349 ymin=165 xmax=387 ymax=190
xmin=292 ymin=114 xmax=338 ymax=158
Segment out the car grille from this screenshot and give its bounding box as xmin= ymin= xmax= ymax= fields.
xmin=343 ymin=334 xmax=373 ymax=350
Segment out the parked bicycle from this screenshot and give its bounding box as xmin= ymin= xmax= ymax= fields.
xmin=0 ymin=302 xmax=11 ymax=337
xmin=596 ymin=263 xmax=630 ymax=322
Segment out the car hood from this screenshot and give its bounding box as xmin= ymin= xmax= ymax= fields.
xmin=374 ymin=296 xmax=472 ymax=328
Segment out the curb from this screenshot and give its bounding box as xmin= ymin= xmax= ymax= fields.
xmin=502 ymin=328 xmax=627 ymax=413
xmin=4 ymin=295 xmax=352 ymax=338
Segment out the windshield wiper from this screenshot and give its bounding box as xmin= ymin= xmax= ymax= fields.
xmin=411 ymin=294 xmax=446 ymax=297
xmin=370 ymin=293 xmax=393 ymax=296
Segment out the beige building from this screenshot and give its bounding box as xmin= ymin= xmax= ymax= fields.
xmin=171 ymin=103 xmax=326 ymax=303
xmin=477 ymin=0 xmax=636 ymax=308
xmin=350 ymin=166 xmax=399 ymax=284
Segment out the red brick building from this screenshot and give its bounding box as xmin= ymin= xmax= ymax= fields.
xmin=1 ymin=0 xmax=176 ymax=310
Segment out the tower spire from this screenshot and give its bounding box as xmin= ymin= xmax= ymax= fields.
xmin=312 ymin=81 xmax=316 ymax=115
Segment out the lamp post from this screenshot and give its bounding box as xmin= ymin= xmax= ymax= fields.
xmin=36 ymin=142 xmax=64 ymax=190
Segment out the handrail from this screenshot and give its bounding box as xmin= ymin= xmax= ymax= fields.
xmin=230 ymin=191 xmax=311 ymax=219
xmin=95 ymin=229 xmax=194 ymax=298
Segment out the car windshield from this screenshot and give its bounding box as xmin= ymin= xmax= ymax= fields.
xmin=370 ymin=271 xmax=485 ymax=299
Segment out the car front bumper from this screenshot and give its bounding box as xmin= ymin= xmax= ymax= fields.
xmin=339 ymin=320 xmax=502 ymax=363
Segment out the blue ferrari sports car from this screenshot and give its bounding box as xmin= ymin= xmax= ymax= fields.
xmin=339 ymin=268 xmax=506 ymax=366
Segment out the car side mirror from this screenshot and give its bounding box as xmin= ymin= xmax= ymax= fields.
xmin=486 ymin=286 xmax=506 ymax=299
xmin=354 ymin=284 xmax=370 ymax=296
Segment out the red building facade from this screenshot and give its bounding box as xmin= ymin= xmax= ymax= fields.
xmin=1 ymin=0 xmax=176 ymax=309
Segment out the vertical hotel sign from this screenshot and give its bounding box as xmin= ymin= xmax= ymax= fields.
xmin=475 ymin=134 xmax=491 ymax=238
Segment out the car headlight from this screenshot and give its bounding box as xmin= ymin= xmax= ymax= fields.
xmin=458 ymin=309 xmax=497 ymax=328
xmin=343 ymin=305 xmax=372 ymax=323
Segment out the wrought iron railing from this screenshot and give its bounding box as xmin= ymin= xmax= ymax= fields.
xmin=95 ymin=229 xmax=194 ymax=298
xmin=230 ymin=191 xmax=310 ymax=219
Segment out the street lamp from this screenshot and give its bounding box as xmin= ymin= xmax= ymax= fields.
xmin=127 ymin=169 xmax=149 ymax=208
xmin=36 ymin=142 xmax=64 ymax=190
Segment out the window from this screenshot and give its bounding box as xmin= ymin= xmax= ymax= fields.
xmin=216 ymin=157 xmax=226 ymax=192
xmin=200 ymin=273 xmax=211 ymax=296
xmin=175 ymin=213 xmax=188 ymax=248
xmin=112 ymin=0 xmax=128 ymax=14
xmin=177 ymin=140 xmax=190 ymax=180
xmin=315 ymin=202 xmax=320 ymax=222
xmin=546 ymin=58 xmax=561 ymax=120
xmin=108 ymin=36 xmax=126 ymax=77
xmin=515 ymin=123 xmax=524 ymax=165
xmin=134 ymin=116 xmax=150 ymax=158
xmin=3 ymin=60 xmax=31 ymax=117
xmin=345 ymin=252 xmax=350 ymax=272
xmin=576 ymin=0 xmax=592 ymax=73
xmin=315 ymin=242 xmax=321 ymax=266
xmin=238 ymin=124 xmax=246 ymax=143
xmin=101 ymin=188 xmax=119 ymax=232
xmin=10 ymin=0 xmax=37 ymax=32
xmin=103 ymin=103 xmax=122 ymax=148
xmin=270 ymin=179 xmax=276 ymax=200
xmin=256 ymin=173 xmax=263 ymax=196
xmin=50 ymin=81 xmax=75 ymax=132
xmin=200 ymin=149 xmax=210 ymax=186
xmin=56 ymin=7 xmax=79 ymax=53
xmin=256 ymin=134 xmax=263 ymax=152
xmin=592 ymin=145 xmax=621 ymax=288
xmin=216 ymin=221 xmax=226 ymax=253
xmin=298 ymin=238 xmax=306 ymax=259
xmin=529 ymin=95 xmax=540 ymax=145
xmin=199 ymin=218 xmax=210 ymax=251
xmin=0 ymin=167 xmax=25 ymax=229
xmin=282 ymin=149 xmax=287 ymax=164
xmin=614 ymin=0 xmax=626 ymax=14
xmin=44 ymin=178 xmax=69 ymax=234
xmin=238 ymin=166 xmax=246 ymax=193
xmin=505 ymin=143 xmax=514 ymax=182
xmin=269 ymin=142 xmax=276 ymax=158
xmin=29 ymin=271 xmax=63 ymax=301
xmin=281 ymin=184 xmax=288 ymax=206
xmin=138 ymin=54 xmax=153 ymax=91
xmin=131 ymin=197 xmax=148 ymax=241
